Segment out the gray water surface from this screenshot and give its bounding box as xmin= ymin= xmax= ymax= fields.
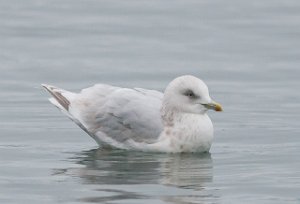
xmin=1 ymin=0 xmax=300 ymax=203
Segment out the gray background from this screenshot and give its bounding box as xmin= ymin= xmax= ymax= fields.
xmin=0 ymin=0 xmax=299 ymax=203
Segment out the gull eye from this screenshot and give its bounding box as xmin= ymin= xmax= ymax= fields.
xmin=183 ymin=89 xmax=196 ymax=98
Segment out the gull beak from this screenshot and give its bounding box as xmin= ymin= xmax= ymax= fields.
xmin=203 ymin=101 xmax=223 ymax=112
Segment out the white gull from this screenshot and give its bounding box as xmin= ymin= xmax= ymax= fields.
xmin=42 ymin=75 xmax=222 ymax=153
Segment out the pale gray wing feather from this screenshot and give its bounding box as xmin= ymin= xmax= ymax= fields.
xmin=69 ymin=84 xmax=163 ymax=145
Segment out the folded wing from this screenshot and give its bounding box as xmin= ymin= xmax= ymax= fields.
xmin=43 ymin=84 xmax=164 ymax=148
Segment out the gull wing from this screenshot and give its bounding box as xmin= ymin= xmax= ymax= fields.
xmin=43 ymin=84 xmax=163 ymax=148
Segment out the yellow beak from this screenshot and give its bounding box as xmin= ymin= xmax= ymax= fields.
xmin=204 ymin=101 xmax=223 ymax=112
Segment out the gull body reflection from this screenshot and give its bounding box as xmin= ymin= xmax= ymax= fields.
xmin=55 ymin=149 xmax=216 ymax=204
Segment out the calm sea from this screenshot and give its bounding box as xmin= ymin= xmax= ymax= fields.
xmin=0 ymin=0 xmax=299 ymax=203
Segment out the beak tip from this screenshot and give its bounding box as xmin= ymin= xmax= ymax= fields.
xmin=214 ymin=103 xmax=223 ymax=112
xmin=215 ymin=106 xmax=223 ymax=112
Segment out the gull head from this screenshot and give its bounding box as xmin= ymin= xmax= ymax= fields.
xmin=162 ymin=75 xmax=222 ymax=115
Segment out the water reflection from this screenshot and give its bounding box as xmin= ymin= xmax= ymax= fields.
xmin=159 ymin=152 xmax=213 ymax=189
xmin=57 ymin=148 xmax=214 ymax=203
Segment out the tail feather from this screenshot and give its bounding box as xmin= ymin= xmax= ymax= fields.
xmin=42 ymin=84 xmax=73 ymax=111
xmin=42 ymin=84 xmax=92 ymax=136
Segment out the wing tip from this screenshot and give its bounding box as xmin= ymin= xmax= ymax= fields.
xmin=41 ymin=84 xmax=56 ymax=92
xmin=41 ymin=83 xmax=70 ymax=111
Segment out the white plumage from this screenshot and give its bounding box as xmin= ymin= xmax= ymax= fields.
xmin=42 ymin=75 xmax=222 ymax=153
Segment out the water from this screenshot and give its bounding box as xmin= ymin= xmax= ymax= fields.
xmin=1 ymin=0 xmax=300 ymax=203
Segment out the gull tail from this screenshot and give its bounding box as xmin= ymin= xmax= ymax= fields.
xmin=41 ymin=83 xmax=79 ymax=124
xmin=41 ymin=84 xmax=75 ymax=112
xmin=42 ymin=84 xmax=92 ymax=135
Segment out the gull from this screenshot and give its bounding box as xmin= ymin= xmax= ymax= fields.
xmin=42 ymin=75 xmax=222 ymax=153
